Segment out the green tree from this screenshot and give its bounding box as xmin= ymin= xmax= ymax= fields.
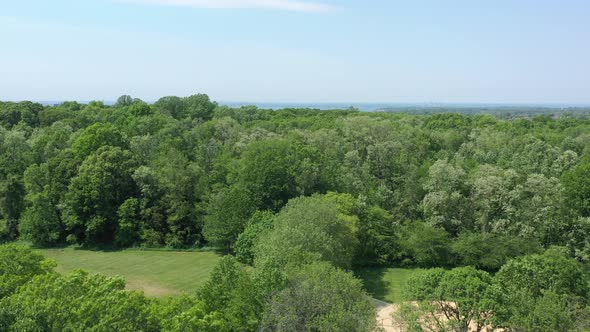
xmin=0 ymin=244 xmax=55 ymax=299
xmin=239 ymin=138 xmax=300 ymax=211
xmin=153 ymin=96 xmax=185 ymax=119
xmin=63 ymin=146 xmax=137 ymax=245
xmin=422 ymin=160 xmax=471 ymax=234
xmin=197 ymin=256 xmax=262 ymax=331
xmin=29 ymin=121 xmax=73 ymax=163
xmin=498 ymin=290 xmax=582 ymax=332
xmin=0 ymin=270 xmax=159 ymax=331
xmin=237 ymin=136 xmax=324 ymax=211
xmin=0 ymin=176 xmax=26 ymax=241
xmin=508 ymin=173 xmax=565 ymax=245
xmin=183 ymin=94 xmax=216 ymax=121
xmin=204 ymin=185 xmax=257 ymax=249
xmin=469 ymin=166 xmax=516 ymax=234
xmin=114 ymin=94 xmax=143 ymax=107
xmin=490 ymin=250 xmax=590 ymax=331
xmin=234 ymin=210 xmax=274 ymax=265
xmin=566 ymin=217 xmax=590 ymax=262
xmin=0 ymin=129 xmax=31 ymax=241
xmin=153 ymin=94 xmax=216 ymax=120
xmin=399 ymin=266 xmax=494 ymax=332
xmin=18 ymin=191 xmax=63 ymax=246
xmin=260 ymin=261 xmax=375 ymax=332
xmin=254 ymin=195 xmax=358 ymax=272
xmin=400 ymin=222 xmax=453 ymax=267
xmin=563 ymin=163 xmax=590 ymax=217
xmin=451 ymin=232 xmax=540 ymax=271
xmin=129 ymin=102 xmax=153 ymax=117
xmin=71 ymin=122 xmax=127 ymax=161
xmin=115 ymin=198 xmax=142 ymax=247
xmin=0 ymin=101 xmax=42 ymax=128
xmin=356 ymin=205 xmax=402 ymax=265
xmin=151 ymin=295 xmax=224 ymax=332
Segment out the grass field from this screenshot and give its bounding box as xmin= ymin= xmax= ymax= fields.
xmin=355 ymin=267 xmax=422 ymax=304
xmin=39 ymin=247 xmax=416 ymax=302
xmin=40 ymin=248 xmax=222 ymax=297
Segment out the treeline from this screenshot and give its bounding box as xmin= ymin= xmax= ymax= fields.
xmin=380 ymin=105 xmax=590 ymax=119
xmin=1 ymin=95 xmax=590 ymax=268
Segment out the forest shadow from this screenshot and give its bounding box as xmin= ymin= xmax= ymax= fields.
xmin=354 ymin=267 xmax=391 ymax=302
xmin=68 ymin=244 xmax=226 ymax=255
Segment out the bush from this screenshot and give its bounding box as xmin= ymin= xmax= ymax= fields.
xmin=261 ymin=261 xmax=375 ymax=332
xmin=234 ymin=211 xmax=274 ymax=265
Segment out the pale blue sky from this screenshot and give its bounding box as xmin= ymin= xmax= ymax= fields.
xmin=1 ymin=0 xmax=589 ymax=104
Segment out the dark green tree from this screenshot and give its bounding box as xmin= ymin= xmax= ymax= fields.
xmin=204 ymin=185 xmax=257 ymax=249
xmin=400 ymin=222 xmax=453 ymax=267
xmin=63 ymin=146 xmax=137 ymax=245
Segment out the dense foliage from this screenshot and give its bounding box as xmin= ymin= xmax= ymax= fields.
xmin=3 ymin=96 xmax=590 ymax=260
xmin=0 ymin=242 xmax=375 ymax=331
xmin=398 ymin=250 xmax=590 ymax=331
xmin=3 ymin=95 xmax=590 ymax=330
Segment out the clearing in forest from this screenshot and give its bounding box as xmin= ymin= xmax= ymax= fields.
xmin=40 ymin=248 xmax=222 ymax=297
xmin=356 ymin=267 xmax=421 ymax=304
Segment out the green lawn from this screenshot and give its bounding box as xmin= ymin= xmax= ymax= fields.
xmin=40 ymin=248 xmax=222 ymax=297
xmin=355 ymin=267 xmax=422 ymax=304
xmin=39 ymin=247 xmax=417 ymax=302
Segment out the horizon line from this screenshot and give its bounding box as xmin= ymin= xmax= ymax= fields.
xmin=7 ymin=99 xmax=590 ymax=107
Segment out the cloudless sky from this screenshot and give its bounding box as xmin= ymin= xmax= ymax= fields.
xmin=1 ymin=0 xmax=589 ymax=104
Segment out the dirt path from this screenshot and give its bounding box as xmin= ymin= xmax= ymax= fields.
xmin=371 ymin=298 xmax=402 ymax=332
xmin=372 ymin=299 xmax=504 ymax=332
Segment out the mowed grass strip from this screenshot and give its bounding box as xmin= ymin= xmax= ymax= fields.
xmin=40 ymin=248 xmax=222 ymax=297
xmin=355 ymin=267 xmax=422 ymax=304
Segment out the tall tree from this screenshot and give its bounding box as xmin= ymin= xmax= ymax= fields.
xmin=63 ymin=146 xmax=137 ymax=244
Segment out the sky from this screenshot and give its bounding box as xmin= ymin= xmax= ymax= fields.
xmin=1 ymin=0 xmax=589 ymax=104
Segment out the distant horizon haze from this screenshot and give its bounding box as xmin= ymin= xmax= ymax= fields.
xmin=9 ymin=99 xmax=590 ymax=113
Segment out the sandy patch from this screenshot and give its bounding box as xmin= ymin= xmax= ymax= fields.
xmin=372 ymin=298 xmax=402 ymax=332
xmin=372 ymin=299 xmax=504 ymax=332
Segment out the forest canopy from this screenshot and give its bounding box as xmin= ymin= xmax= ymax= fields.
xmin=2 ymin=95 xmax=590 ymax=331
xmin=1 ymin=95 xmax=589 ymax=263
